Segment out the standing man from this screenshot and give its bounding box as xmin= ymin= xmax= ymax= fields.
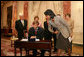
xmin=15 ymin=13 xmax=27 ymax=40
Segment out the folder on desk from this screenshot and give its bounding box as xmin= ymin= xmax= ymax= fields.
xmin=21 ymin=39 xmax=28 ymax=41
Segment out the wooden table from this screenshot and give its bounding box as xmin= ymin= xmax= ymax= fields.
xmin=14 ymin=40 xmax=51 ymax=56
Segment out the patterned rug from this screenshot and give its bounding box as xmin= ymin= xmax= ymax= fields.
xmin=1 ymin=38 xmax=82 ymax=56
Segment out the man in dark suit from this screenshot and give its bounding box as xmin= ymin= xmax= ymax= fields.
xmin=28 ymin=21 xmax=44 ymax=56
xmin=28 ymin=21 xmax=44 ymax=41
xmin=15 ymin=14 xmax=27 ymax=39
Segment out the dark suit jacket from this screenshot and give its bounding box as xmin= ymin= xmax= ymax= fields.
xmin=15 ymin=19 xmax=27 ymax=39
xmin=44 ymin=21 xmax=57 ymax=40
xmin=28 ymin=27 xmax=44 ymax=41
xmin=44 ymin=21 xmax=52 ymax=40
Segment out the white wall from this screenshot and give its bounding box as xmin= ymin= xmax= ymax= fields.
xmin=71 ymin=1 xmax=83 ymax=44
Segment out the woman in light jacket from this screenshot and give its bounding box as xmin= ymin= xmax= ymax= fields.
xmin=44 ymin=9 xmax=72 ymax=56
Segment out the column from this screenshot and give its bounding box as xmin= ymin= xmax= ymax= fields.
xmin=63 ymin=1 xmax=71 ymax=19
xmin=12 ymin=1 xmax=17 ymax=36
xmin=24 ymin=1 xmax=28 ymax=31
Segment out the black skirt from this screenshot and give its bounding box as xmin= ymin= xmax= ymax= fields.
xmin=56 ymin=33 xmax=72 ymax=53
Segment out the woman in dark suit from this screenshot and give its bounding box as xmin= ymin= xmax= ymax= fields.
xmin=44 ymin=20 xmax=52 ymax=40
xmin=44 ymin=18 xmax=57 ymax=52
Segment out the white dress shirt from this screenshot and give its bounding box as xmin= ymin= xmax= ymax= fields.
xmin=21 ymin=20 xmax=24 ymax=26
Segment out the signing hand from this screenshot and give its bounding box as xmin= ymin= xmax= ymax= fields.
xmin=30 ymin=36 xmax=36 ymax=39
xmin=25 ymin=33 xmax=28 ymax=37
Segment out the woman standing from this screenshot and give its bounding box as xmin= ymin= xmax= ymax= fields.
xmin=44 ymin=9 xmax=72 ymax=56
xmin=31 ymin=16 xmax=42 ymax=27
xmin=65 ymin=13 xmax=74 ymax=55
xmin=65 ymin=13 xmax=74 ymax=38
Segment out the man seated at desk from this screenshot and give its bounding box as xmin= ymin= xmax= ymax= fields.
xmin=28 ymin=21 xmax=44 ymax=56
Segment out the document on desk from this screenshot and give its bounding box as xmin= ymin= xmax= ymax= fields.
xmin=21 ymin=39 xmax=28 ymax=41
xmin=35 ymin=39 xmax=40 ymax=41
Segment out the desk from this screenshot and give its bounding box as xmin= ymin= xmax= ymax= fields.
xmin=14 ymin=40 xmax=51 ymax=56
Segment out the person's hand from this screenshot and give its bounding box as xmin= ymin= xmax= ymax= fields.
xmin=30 ymin=36 xmax=36 ymax=39
xmin=70 ymin=33 xmax=73 ymax=38
xmin=25 ymin=33 xmax=28 ymax=37
xmin=68 ymin=37 xmax=72 ymax=42
xmin=54 ymin=31 xmax=59 ymax=34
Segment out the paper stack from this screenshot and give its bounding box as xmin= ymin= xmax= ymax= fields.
xmin=21 ymin=39 xmax=28 ymax=41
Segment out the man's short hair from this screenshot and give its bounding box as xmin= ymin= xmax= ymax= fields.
xmin=19 ymin=13 xmax=23 ymax=16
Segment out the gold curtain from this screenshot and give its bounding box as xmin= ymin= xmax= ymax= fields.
xmin=28 ymin=1 xmax=63 ymax=28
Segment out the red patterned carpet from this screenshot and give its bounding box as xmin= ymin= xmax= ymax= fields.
xmin=1 ymin=37 xmax=83 ymax=56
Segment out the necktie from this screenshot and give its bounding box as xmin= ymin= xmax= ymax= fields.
xmin=35 ymin=28 xmax=37 ymax=35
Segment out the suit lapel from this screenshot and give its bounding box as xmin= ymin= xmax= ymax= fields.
xmin=33 ymin=27 xmax=36 ymax=35
xmin=24 ymin=20 xmax=25 ymax=27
